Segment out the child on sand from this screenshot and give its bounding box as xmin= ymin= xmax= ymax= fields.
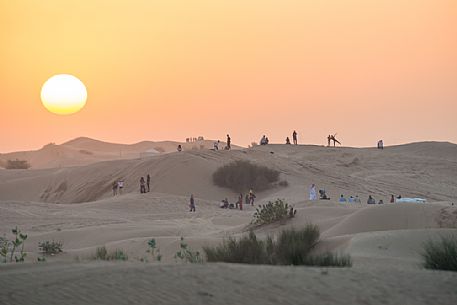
xmin=117 ymin=179 xmax=124 ymax=194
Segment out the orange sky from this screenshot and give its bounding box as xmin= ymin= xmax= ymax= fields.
xmin=1 ymin=0 xmax=456 ymax=152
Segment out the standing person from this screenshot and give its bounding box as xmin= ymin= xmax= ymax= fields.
xmin=226 ymin=134 xmax=231 ymax=150
xmin=112 ymin=180 xmax=118 ymax=196
xmin=236 ymin=193 xmax=243 ymax=210
xmin=249 ymin=190 xmax=256 ymax=206
xmin=189 ymin=194 xmax=196 ymax=212
xmin=390 ymin=194 xmax=395 ymax=203
xmin=327 ymin=135 xmax=331 ymax=147
xmin=292 ymin=130 xmax=298 ymax=145
xmin=245 ymin=194 xmax=250 ymax=207
xmin=117 ymin=179 xmax=124 ymax=194
xmin=140 ymin=177 xmax=146 ymax=193
xmin=214 ymin=140 xmax=219 ymax=151
xmin=146 ymin=174 xmax=151 ymax=192
xmin=309 ymin=184 xmax=317 ymax=200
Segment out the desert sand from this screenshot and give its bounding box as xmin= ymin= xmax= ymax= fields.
xmin=0 ymin=140 xmax=456 ymax=305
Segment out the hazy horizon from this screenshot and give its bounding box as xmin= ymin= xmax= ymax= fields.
xmin=1 ymin=134 xmax=456 ymax=154
xmin=1 ymin=0 xmax=456 ymax=152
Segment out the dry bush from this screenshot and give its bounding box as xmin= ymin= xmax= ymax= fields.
xmin=203 ymin=227 xmax=351 ymax=267
xmin=6 ymin=159 xmax=30 ymax=169
xmin=422 ymin=236 xmax=457 ymax=272
xmin=212 ymin=160 xmax=280 ymax=193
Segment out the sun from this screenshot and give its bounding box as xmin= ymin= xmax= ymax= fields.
xmin=41 ymin=74 xmax=87 ymax=115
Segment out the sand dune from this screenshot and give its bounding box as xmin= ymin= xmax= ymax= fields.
xmin=0 ymin=136 xmax=239 ymax=169
xmin=0 ymin=141 xmax=456 ymax=304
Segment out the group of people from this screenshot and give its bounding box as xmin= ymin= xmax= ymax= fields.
xmin=260 ymin=135 xmax=270 ymax=145
xmin=338 ymin=194 xmax=362 ymax=203
xmin=139 ymin=174 xmax=151 ymax=193
xmin=112 ymin=179 xmax=125 ymax=196
xmin=309 ymin=184 xmax=404 ymax=205
xmin=219 ymin=190 xmax=256 ymax=210
xmin=327 ymin=134 xmax=341 ymax=147
xmin=286 ymin=130 xmax=299 ymax=145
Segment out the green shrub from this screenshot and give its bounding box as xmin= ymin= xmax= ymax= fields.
xmin=203 ymin=227 xmax=351 ymax=267
xmin=252 ymin=199 xmax=290 ymax=225
xmin=108 ymin=249 xmax=128 ymax=261
xmin=274 ymin=225 xmax=320 ymax=265
xmin=421 ymin=237 xmax=457 ymax=272
xmin=146 ymin=238 xmax=162 ymax=262
xmin=95 ymin=246 xmax=108 ymax=260
xmin=38 ymin=240 xmax=63 ymax=255
xmin=212 ymin=160 xmax=280 ymax=193
xmin=93 ymin=246 xmax=128 ymax=261
xmin=174 ymin=237 xmax=203 ymax=263
xmin=204 ymin=231 xmax=271 ymax=264
xmin=0 ymin=227 xmax=28 ymax=263
xmin=5 ymin=159 xmax=30 ymax=169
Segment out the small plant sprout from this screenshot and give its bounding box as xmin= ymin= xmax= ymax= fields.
xmin=147 ymin=238 xmax=162 ymax=262
xmin=174 ymin=237 xmax=203 ymax=264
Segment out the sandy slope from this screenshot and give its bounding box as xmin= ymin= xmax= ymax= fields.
xmin=1 ymin=262 xmax=457 ymax=305
xmin=0 ymin=142 xmax=456 ymax=304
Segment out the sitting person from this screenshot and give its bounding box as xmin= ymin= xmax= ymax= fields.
xmin=319 ymin=189 xmax=330 ymax=200
xmin=339 ymin=195 xmax=347 ymax=203
xmin=260 ymin=135 xmax=267 ymax=145
xmin=348 ymin=196 xmax=354 ymax=203
xmin=378 ymin=199 xmax=384 ymax=204
xmin=220 ymin=198 xmax=229 ymax=209
xmin=367 ymin=195 xmax=376 ymax=204
xmin=354 ymin=195 xmax=361 ymax=203
xmin=289 ymin=207 xmax=297 ymax=218
xmin=286 ymin=137 xmax=291 ymax=145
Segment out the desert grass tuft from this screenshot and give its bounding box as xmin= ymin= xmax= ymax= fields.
xmin=421 ymin=236 xmax=457 ymax=272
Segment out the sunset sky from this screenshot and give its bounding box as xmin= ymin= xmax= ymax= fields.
xmin=1 ymin=0 xmax=456 ymax=152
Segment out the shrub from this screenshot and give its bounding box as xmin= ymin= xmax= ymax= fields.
xmin=204 ymin=231 xmax=270 ymax=264
xmin=146 ymin=238 xmax=162 ymax=262
xmin=252 ymin=199 xmax=290 ymax=225
xmin=203 ymin=227 xmax=351 ymax=267
xmin=6 ymin=159 xmax=30 ymax=169
xmin=95 ymin=246 xmax=108 ymax=260
xmin=174 ymin=237 xmax=203 ymax=263
xmin=94 ymin=246 xmax=128 ymax=261
xmin=38 ymin=240 xmax=63 ymax=255
xmin=421 ymin=237 xmax=457 ymax=271
xmin=303 ymin=252 xmax=352 ymax=267
xmin=274 ymin=225 xmax=320 ymax=265
xmin=108 ymin=249 xmax=128 ymax=261
xmin=212 ymin=160 xmax=280 ymax=193
xmin=0 ymin=227 xmax=28 ymax=263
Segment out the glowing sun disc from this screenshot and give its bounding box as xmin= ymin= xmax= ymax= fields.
xmin=41 ymin=74 xmax=87 ymax=115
